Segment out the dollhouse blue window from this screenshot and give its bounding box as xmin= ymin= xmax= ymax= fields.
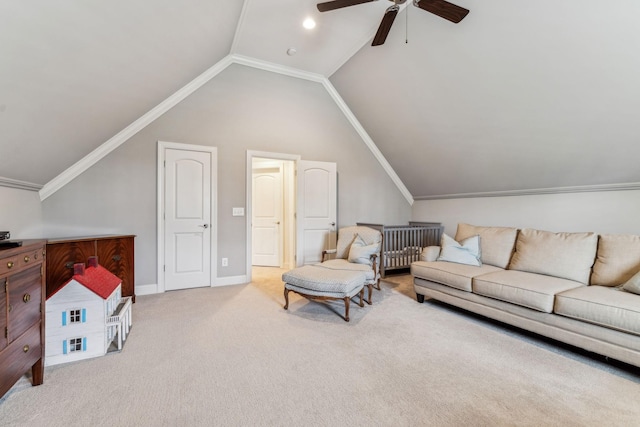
xmin=65 ymin=337 xmax=86 ymax=354
xmin=64 ymin=308 xmax=87 ymax=326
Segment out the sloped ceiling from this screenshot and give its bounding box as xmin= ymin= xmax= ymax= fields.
xmin=330 ymin=0 xmax=640 ymax=198
xmin=0 ymin=0 xmax=242 ymax=185
xmin=2 ymin=0 xmax=640 ymax=199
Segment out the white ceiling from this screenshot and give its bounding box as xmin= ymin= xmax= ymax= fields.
xmin=2 ymin=0 xmax=640 ymax=199
xmin=232 ymin=0 xmax=401 ymax=76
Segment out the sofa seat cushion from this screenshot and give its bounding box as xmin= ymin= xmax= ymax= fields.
xmin=282 ymin=265 xmax=366 ymax=298
xmin=320 ymin=259 xmax=376 ymax=281
xmin=472 ymin=270 xmax=584 ymax=313
xmin=554 ymin=286 xmax=640 ymax=336
xmin=411 ymin=261 xmax=502 ymax=292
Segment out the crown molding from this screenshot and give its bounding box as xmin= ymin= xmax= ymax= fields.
xmin=230 ymin=54 xmax=326 ymax=83
xmin=229 ymin=0 xmax=251 ymax=54
xmin=38 ymin=54 xmax=413 ymax=207
xmin=0 ymin=176 xmax=43 ymax=191
xmin=414 ymin=182 xmax=640 ymax=201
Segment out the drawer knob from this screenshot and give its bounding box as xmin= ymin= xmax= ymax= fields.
xmin=7 ymin=261 xmax=13 ymax=269
xmin=8 ymin=304 xmax=12 ymax=312
xmin=112 ymin=255 xmax=122 ymax=262
xmin=23 ymin=293 xmax=31 ymax=303
xmin=23 ymin=345 xmax=29 ymax=353
xmin=24 ymin=255 xmax=30 ymax=263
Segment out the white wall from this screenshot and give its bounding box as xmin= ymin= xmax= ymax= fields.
xmin=412 ymin=190 xmax=640 ymax=236
xmin=0 ymin=186 xmax=43 ymax=238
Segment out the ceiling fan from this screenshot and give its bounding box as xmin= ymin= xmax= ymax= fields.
xmin=316 ymin=0 xmax=469 ymax=46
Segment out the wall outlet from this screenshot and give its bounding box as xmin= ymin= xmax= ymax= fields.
xmin=221 ymin=258 xmax=228 ymax=267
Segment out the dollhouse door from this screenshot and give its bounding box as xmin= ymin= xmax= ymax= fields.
xmin=162 ymin=144 xmax=216 ymax=291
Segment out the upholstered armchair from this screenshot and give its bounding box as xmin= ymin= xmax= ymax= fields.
xmin=321 ymin=225 xmax=382 ymax=304
xmin=282 ymin=225 xmax=382 ymax=322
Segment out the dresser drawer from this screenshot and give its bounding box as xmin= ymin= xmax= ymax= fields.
xmin=0 ymin=322 xmax=42 ymax=393
xmin=0 ymin=278 xmax=6 ymax=352
xmin=7 ymin=265 xmax=42 ymax=342
xmin=0 ymin=247 xmax=43 ymax=276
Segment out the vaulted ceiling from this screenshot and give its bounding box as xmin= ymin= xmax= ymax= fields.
xmin=2 ymin=1 xmax=640 ymax=199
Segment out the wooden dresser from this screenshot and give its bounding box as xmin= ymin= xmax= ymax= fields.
xmin=0 ymin=240 xmax=46 ymax=398
xmin=46 ymin=235 xmax=135 ymax=302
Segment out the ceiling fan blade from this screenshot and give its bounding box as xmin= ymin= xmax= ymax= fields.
xmin=413 ymin=0 xmax=469 ymax=23
xmin=317 ymin=0 xmax=377 ymax=13
xmin=371 ymin=5 xmax=399 ymax=46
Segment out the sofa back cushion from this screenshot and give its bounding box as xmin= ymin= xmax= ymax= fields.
xmin=508 ymin=228 xmax=597 ymax=285
xmin=455 ymin=223 xmax=518 ymax=269
xmin=591 ymin=234 xmax=640 ymax=286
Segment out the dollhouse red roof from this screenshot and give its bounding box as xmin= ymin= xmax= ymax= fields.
xmin=49 ymin=264 xmax=121 ymax=300
xmin=73 ymin=265 xmax=121 ymax=299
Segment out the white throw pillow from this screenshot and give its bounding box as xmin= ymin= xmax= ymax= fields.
xmin=348 ymin=234 xmax=379 ymax=265
xmin=437 ymin=234 xmax=482 ymax=267
xmin=623 ymin=270 xmax=640 ymax=295
xmin=421 ymin=246 xmax=441 ymax=262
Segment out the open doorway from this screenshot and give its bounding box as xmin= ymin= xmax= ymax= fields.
xmin=245 ymin=151 xmax=338 ymax=284
xmin=251 ymin=157 xmax=296 ymax=268
xmin=246 ymin=151 xmax=300 ymax=282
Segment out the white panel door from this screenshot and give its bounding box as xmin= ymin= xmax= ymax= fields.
xmin=296 ymin=160 xmax=337 ymax=266
xmin=252 ymin=166 xmax=283 ymax=266
xmin=164 ymin=148 xmax=212 ymax=290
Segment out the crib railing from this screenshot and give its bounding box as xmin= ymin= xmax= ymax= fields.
xmin=357 ymin=222 xmax=443 ymax=277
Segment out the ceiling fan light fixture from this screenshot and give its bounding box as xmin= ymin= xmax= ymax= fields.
xmin=303 ymin=18 xmax=316 ymax=29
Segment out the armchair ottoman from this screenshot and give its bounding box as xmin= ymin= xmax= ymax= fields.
xmin=283 ymin=265 xmax=366 ymax=322
xmin=282 ymin=225 xmax=382 ymax=322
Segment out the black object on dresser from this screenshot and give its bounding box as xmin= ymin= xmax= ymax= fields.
xmin=0 ymin=240 xmax=47 ymax=398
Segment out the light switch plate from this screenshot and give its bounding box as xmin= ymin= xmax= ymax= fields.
xmin=232 ymin=207 xmax=245 ymax=217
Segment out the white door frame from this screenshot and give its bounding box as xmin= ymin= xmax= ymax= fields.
xmin=246 ymin=150 xmax=300 ymax=283
xmin=157 ymin=141 xmax=218 ymax=293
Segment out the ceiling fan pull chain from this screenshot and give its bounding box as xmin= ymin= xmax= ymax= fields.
xmin=405 ymin=3 xmax=409 ymax=44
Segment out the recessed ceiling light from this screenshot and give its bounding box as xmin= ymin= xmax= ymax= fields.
xmin=286 ymin=47 xmax=297 ymax=56
xmin=303 ymin=18 xmax=316 ymax=30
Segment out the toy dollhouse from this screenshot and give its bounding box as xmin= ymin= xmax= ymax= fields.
xmin=45 ymin=256 xmax=133 ymax=366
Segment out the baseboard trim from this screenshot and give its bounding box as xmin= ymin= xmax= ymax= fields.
xmin=215 ymin=275 xmax=248 ymax=287
xmin=135 ymin=276 xmax=246 ymax=296
xmin=135 ymin=283 xmax=158 ymax=296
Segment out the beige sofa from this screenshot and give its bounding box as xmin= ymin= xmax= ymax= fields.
xmin=411 ymin=223 xmax=640 ymax=367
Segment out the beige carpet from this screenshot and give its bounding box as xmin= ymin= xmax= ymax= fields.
xmin=2 ymin=268 xmax=640 ymax=426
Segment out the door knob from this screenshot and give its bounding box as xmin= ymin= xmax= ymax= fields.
xmin=275 ymin=221 xmax=280 ymax=225
xmin=330 ymin=222 xmax=336 ymax=226
xmin=199 ymin=224 xmax=209 ymax=229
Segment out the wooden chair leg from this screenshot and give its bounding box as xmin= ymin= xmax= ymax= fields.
xmin=366 ymin=284 xmax=372 ymax=305
xmin=284 ymin=288 xmax=290 ymax=310
xmin=344 ymin=296 xmax=350 ymax=322
xmin=358 ymin=288 xmax=364 ymax=307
